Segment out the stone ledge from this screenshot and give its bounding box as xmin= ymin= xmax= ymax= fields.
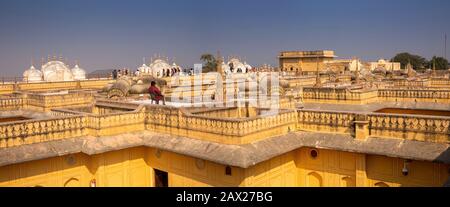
xmin=0 ymin=131 xmax=448 ymax=168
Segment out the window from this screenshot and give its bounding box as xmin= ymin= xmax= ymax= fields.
xmin=225 ymin=166 xmax=232 ymax=176
xmin=310 ymin=149 xmax=318 ymax=159
xmin=154 ymin=169 xmax=168 ymax=187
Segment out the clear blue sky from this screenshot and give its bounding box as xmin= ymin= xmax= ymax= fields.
xmin=0 ymin=0 xmax=449 ymax=76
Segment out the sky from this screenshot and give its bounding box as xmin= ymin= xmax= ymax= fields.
xmin=0 ymin=0 xmax=449 ymax=76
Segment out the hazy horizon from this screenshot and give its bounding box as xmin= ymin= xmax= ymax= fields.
xmin=1 ymin=0 xmax=449 ymax=76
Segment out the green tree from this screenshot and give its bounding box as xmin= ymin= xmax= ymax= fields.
xmin=391 ymin=52 xmax=428 ymax=70
xmin=428 ymin=56 xmax=449 ymax=70
xmin=200 ymin=53 xmax=217 ymax=73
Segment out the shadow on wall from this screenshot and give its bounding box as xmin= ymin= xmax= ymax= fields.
xmin=435 ymin=148 xmax=450 ymax=187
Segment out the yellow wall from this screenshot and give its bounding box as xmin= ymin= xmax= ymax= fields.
xmin=0 ymin=147 xmax=448 ymax=187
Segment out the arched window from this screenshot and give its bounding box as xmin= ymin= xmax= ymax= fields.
xmin=64 ymin=177 xmax=80 ymax=187
xmin=307 ymin=172 xmax=322 ymax=187
xmin=341 ymin=177 xmax=355 ymax=187
xmin=374 ymin=182 xmax=389 ymax=187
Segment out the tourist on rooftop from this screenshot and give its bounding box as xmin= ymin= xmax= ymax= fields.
xmin=148 ymin=81 xmax=166 ymax=105
xmin=112 ymin=69 xmax=118 ymax=79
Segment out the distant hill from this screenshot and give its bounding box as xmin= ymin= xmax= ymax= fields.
xmin=87 ymin=69 xmax=114 ymax=79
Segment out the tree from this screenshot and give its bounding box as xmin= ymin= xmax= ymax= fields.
xmin=391 ymin=52 xmax=428 ymax=70
xmin=428 ymin=56 xmax=449 ymax=70
xmin=200 ymin=53 xmax=217 ymax=73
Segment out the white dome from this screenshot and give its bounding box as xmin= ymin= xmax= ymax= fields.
xmin=138 ymin=63 xmax=151 ymax=74
xmin=244 ymin=62 xmax=252 ymax=70
xmin=227 ymin=58 xmax=249 ymax=73
xmin=71 ymin=64 xmax=86 ymax=80
xmin=149 ymin=59 xmax=171 ymax=77
xmin=42 ymin=60 xmax=74 ymax=82
xmin=23 ymin=65 xmax=43 ymax=82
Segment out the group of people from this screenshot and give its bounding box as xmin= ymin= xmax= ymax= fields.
xmin=112 ymin=69 xmax=131 ymax=79
xmin=160 ymin=67 xmax=181 ymax=77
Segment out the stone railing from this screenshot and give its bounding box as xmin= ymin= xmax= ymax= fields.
xmin=0 ymin=115 xmax=86 ymax=148
xmin=0 ymin=84 xmax=14 ymax=95
xmin=26 ymin=91 xmax=95 ymax=111
xmin=145 ymin=105 xmax=297 ymax=144
xmin=430 ymin=78 xmax=450 ymax=87
xmin=297 ymin=109 xmax=357 ymax=134
xmin=2 ymin=98 xmax=450 ymax=148
xmin=85 ymin=109 xmax=146 ymax=136
xmin=302 ymin=87 xmax=378 ymax=104
xmin=368 ymin=113 xmax=450 ymax=143
xmin=0 ymin=97 xmax=24 ymax=110
xmin=378 ymin=89 xmax=450 ymax=101
xmin=17 ymin=81 xmax=79 ymax=92
xmin=15 ymin=79 xmax=114 ymax=92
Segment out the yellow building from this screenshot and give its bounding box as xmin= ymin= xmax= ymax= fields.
xmin=279 ymin=50 xmax=336 ymax=74
xmin=0 ymin=75 xmax=449 ymax=187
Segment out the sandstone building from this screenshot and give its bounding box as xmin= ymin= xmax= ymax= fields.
xmin=0 ymin=53 xmax=449 ymax=187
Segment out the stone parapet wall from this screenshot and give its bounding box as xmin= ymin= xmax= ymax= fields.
xmin=369 ymin=113 xmax=450 ymax=143
xmin=26 ymin=92 xmax=95 ymax=111
xmin=0 ymin=115 xmax=87 ymax=148
xmin=297 ymin=109 xmax=450 ymax=144
xmin=0 ymin=84 xmax=14 ymax=95
xmin=145 ymin=105 xmax=297 ymax=145
xmin=297 ymin=109 xmax=356 ymax=134
xmin=302 ymin=87 xmax=450 ymax=104
xmin=0 ymin=98 xmax=23 ymax=110
xmin=378 ymin=89 xmax=450 ymax=103
xmin=0 ymin=79 xmax=114 ymax=94
xmin=302 ymin=87 xmax=378 ymax=104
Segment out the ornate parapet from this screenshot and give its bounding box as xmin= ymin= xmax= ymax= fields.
xmin=297 ymin=109 xmax=356 ymax=134
xmin=302 ymin=87 xmax=378 ymax=104
xmin=26 ymin=91 xmax=95 ymax=111
xmin=430 ymin=78 xmax=450 ymax=88
xmin=0 ymin=97 xmax=24 ymax=110
xmin=145 ymin=105 xmax=298 ymax=144
xmin=368 ymin=113 xmax=450 ymax=143
xmin=14 ymin=79 xmax=113 ymax=92
xmin=378 ymin=89 xmax=450 ymax=103
xmin=1 ymin=97 xmax=449 ymax=150
xmin=85 ymin=107 xmax=146 ymax=136
xmin=297 ymin=109 xmax=450 ymax=143
xmin=0 ymin=84 xmax=14 ymax=95
xmin=0 ymin=115 xmax=86 ymax=148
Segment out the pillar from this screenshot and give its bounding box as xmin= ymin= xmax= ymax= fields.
xmin=355 ymin=154 xmax=368 ymax=187
xmin=354 ymin=114 xmax=369 ymax=140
